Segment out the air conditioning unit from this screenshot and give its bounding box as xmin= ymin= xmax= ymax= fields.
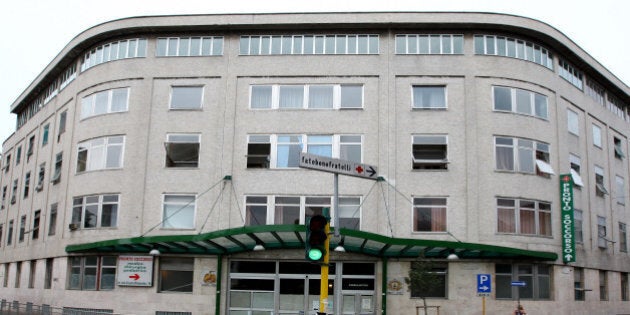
xmin=68 ymin=223 xmax=79 ymax=231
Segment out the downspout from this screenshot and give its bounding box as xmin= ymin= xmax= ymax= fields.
xmin=215 ymin=255 xmax=223 ymax=315
xmin=381 ymin=257 xmax=387 ymax=315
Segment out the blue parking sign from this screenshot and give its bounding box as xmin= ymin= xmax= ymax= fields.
xmin=477 ymin=274 xmax=491 ymax=293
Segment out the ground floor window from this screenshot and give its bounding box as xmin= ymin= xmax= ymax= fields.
xmin=409 ymin=262 xmax=447 ymax=298
xmin=496 ymin=263 xmax=551 ymax=300
xmin=68 ymin=256 xmax=116 ymax=290
xmin=159 ymin=257 xmax=193 ymax=293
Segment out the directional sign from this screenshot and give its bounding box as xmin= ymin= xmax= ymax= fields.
xmin=511 ymin=281 xmax=527 ymax=287
xmin=477 ymin=274 xmax=491 ymax=295
xmin=559 ymin=174 xmax=576 ymax=263
xmin=117 ymin=256 xmax=154 ymax=286
xmin=299 ymin=152 xmax=378 ymax=180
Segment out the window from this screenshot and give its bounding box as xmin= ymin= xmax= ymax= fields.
xmin=246 ymin=135 xmax=271 ymax=168
xmin=614 ymin=137 xmax=625 ymax=159
xmin=574 ymin=267 xmax=585 ymax=301
xmin=15 ymin=261 xmax=21 ymax=288
xmin=574 ymin=209 xmax=583 ymax=244
xmin=42 ymin=124 xmax=49 ymax=146
xmin=3 ymin=264 xmax=8 ymax=287
xmin=28 ymin=260 xmax=36 ymax=289
xmin=570 ymin=154 xmax=584 ymax=187
xmin=412 ymin=135 xmax=448 ymax=170
xmin=600 ymin=270 xmax=608 ymax=300
xmin=16 ymin=146 xmax=21 ymax=165
xmin=592 ymin=124 xmax=602 ymax=148
xmin=495 ymin=137 xmax=554 ymax=176
xmin=245 ymin=196 xmax=268 ymax=226
xmin=23 ymin=172 xmax=30 ymax=199
xmin=274 ymin=196 xmax=301 ymax=225
xmin=48 ymin=203 xmax=57 ymax=236
xmin=409 ymin=263 xmax=447 ymax=298
xmin=32 ymin=210 xmax=40 ymax=240
xmin=497 ymin=198 xmax=552 ymax=236
xmin=77 ymin=136 xmax=125 ymax=172
xmin=10 ymin=180 xmax=18 ymax=204
xmin=496 ymin=264 xmax=550 ymax=300
xmin=338 ymin=197 xmax=360 ymax=229
xmin=68 ymin=256 xmax=117 ymax=290
xmin=0 ymin=224 xmax=3 ymax=246
xmin=598 ymin=216 xmax=608 ymax=248
xmin=19 ymin=215 xmax=26 ymax=243
xmin=622 ymin=272 xmax=629 ymax=301
xmin=51 ymin=152 xmax=62 ymax=184
xmin=165 ymin=134 xmax=200 ymax=168
xmin=240 ymin=34 xmax=379 ymax=55
xmin=157 ymin=36 xmax=223 ymax=56
xmin=80 ymin=38 xmax=147 ymax=72
xmin=474 ymin=35 xmax=553 ymax=69
xmin=412 ymin=86 xmax=446 ymax=109
xmin=7 ymin=220 xmax=13 ymax=245
xmin=57 ymin=111 xmax=67 ymax=141
xmin=72 ymin=195 xmax=119 ymax=229
xmin=567 ymin=109 xmax=579 ymax=135
xmin=620 ymin=223 xmax=628 ymax=253
xmin=3 ymin=154 xmax=10 ymax=172
xmin=27 ymin=135 xmax=35 ymax=161
xmin=492 ymin=86 xmax=548 ymax=119
xmin=395 ymin=34 xmax=463 ymax=54
xmin=586 ymin=79 xmax=605 ymax=105
xmin=413 ymin=197 xmax=446 ymax=232
xmin=81 ymin=88 xmax=129 ymax=119
xmin=169 ymin=86 xmax=203 ymax=109
xmin=162 ymin=195 xmax=196 ymax=229
xmin=559 ymin=59 xmax=583 ymax=90
xmin=1 ymin=186 xmax=6 ymax=208
xmin=607 ymin=94 xmax=628 ymax=121
xmin=36 ymin=163 xmax=45 ymax=191
xmin=250 ymin=84 xmax=363 ymax=109
xmin=616 ymin=176 xmax=625 ymax=204
xmin=595 ymin=166 xmax=608 ymax=197
xmin=44 ymin=258 xmax=53 ymax=289
xmin=159 ymin=257 xmax=193 ymax=293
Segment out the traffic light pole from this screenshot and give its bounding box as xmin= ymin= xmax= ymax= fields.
xmin=318 ymin=212 xmax=331 ymax=315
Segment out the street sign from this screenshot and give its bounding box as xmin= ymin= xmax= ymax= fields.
xmin=477 ymin=274 xmax=491 ymax=295
xmin=511 ymin=281 xmax=527 ymax=287
xmin=559 ymin=174 xmax=576 ymax=263
xmin=116 ymin=256 xmax=154 ymax=286
xmin=299 ymin=152 xmax=378 ymax=180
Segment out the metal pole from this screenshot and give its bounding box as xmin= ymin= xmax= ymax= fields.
xmin=333 ymin=173 xmax=339 ymax=237
xmin=319 ymin=213 xmax=331 ymax=315
xmin=482 ymin=296 xmax=486 ymax=315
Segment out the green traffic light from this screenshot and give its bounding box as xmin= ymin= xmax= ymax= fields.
xmin=308 ymin=248 xmax=323 ymax=261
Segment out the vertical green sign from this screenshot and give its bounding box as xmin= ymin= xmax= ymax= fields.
xmin=560 ymin=174 xmax=575 ymax=263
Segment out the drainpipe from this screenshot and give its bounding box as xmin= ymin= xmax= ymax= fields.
xmin=215 ymin=255 xmax=223 ymax=315
xmin=382 ymin=257 xmax=387 ymax=315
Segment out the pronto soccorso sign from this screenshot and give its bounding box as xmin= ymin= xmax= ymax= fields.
xmin=560 ymin=174 xmax=575 ymax=263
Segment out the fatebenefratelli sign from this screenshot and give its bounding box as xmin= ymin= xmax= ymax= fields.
xmin=560 ymin=174 xmax=576 ymax=263
xmin=299 ymin=152 xmax=378 ymax=180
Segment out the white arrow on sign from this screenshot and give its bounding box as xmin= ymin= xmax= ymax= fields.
xmin=299 ymin=152 xmax=378 ymax=180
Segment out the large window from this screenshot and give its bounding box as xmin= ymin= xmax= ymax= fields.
xmin=157 ymin=36 xmax=223 ymax=56
xmin=574 ymin=267 xmax=585 ymax=301
xmin=18 ymin=215 xmax=26 ymax=243
xmin=240 ymin=34 xmax=379 ymax=55
xmin=620 ymin=222 xmax=628 ymax=253
xmin=493 ymin=86 xmax=548 ymax=119
xmin=567 ymin=109 xmax=579 ymax=136
xmin=245 ymin=195 xmax=360 ymax=228
xmin=51 ymin=152 xmax=62 ymax=184
xmin=600 ymin=270 xmax=608 ymax=301
xmin=412 ymin=197 xmax=446 ymax=232
xmin=586 ymin=79 xmax=605 ymax=105
xmin=614 ymin=137 xmax=625 ymax=159
xmin=597 ymin=216 xmax=608 ymax=248
xmin=474 ymin=35 xmax=553 ymax=69
xmin=412 ymin=86 xmax=446 ymax=109
xmin=595 ymin=166 xmax=608 ymax=197
xmin=36 ymin=163 xmax=45 ymax=192
xmin=495 ymin=137 xmax=554 ymax=176
xmin=616 ymin=176 xmax=625 ymax=204
xmin=165 ymin=134 xmax=200 ymax=168
xmin=10 ymin=180 xmax=17 ymax=204
xmin=574 ymin=209 xmax=583 ymax=244
xmin=569 ymin=154 xmax=584 ymax=187
xmin=23 ymin=172 xmax=30 ymax=199
xmin=592 ymin=124 xmax=602 ymax=148
xmin=159 ymin=257 xmax=193 ymax=293
xmin=250 ymin=84 xmax=363 ymax=109
xmin=7 ymin=220 xmax=13 ymax=245
xmin=395 ymin=34 xmax=463 ymax=54
xmin=497 ymin=198 xmax=552 ymax=236
xmin=77 ymin=136 xmax=124 ymax=172
xmin=170 ymin=86 xmax=204 ymax=110
xmin=412 ymin=135 xmax=448 ymax=170
xmin=409 ymin=263 xmax=447 ymax=298
xmin=32 ymin=210 xmax=40 ymax=240
xmin=246 ymin=134 xmax=362 ymax=169
xmin=81 ymin=88 xmax=129 ymax=119
xmin=68 ymin=256 xmax=116 ymax=290
xmin=81 ymin=38 xmax=147 ymax=72
xmin=622 ymin=272 xmax=629 ymax=301
xmin=558 ymin=59 xmax=583 ymax=90
xmin=496 ymin=264 xmax=551 ymax=300
xmin=162 ymin=195 xmax=196 ymax=229
xmin=72 ymin=195 xmax=119 ymax=229
xmin=48 ymin=203 xmax=58 ymax=236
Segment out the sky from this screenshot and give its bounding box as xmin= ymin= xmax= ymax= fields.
xmin=1 ymin=0 xmax=629 ymax=150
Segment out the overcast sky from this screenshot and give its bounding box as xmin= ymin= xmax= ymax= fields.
xmin=1 ymin=0 xmax=629 ymax=150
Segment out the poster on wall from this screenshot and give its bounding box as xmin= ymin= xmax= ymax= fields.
xmin=117 ymin=256 xmax=154 ymax=286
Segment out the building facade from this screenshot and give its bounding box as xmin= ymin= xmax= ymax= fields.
xmin=0 ymin=12 xmax=629 ymax=315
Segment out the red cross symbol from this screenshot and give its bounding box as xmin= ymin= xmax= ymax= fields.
xmin=355 ymin=165 xmax=364 ymax=174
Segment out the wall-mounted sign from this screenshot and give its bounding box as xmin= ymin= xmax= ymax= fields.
xmin=202 ymin=270 xmax=217 ymax=286
xmin=560 ymin=174 xmax=576 ymax=263
xmin=387 ymin=278 xmax=404 ymax=295
xmin=117 ymin=256 xmax=153 ymax=286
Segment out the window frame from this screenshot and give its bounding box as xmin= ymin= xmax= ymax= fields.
xmin=619 ymin=222 xmax=628 ymax=253
xmin=496 ymin=198 xmax=552 ymax=237
xmin=169 ymin=86 xmax=204 ymax=110
xmin=162 ymin=194 xmax=197 ymax=229
xmin=412 ymin=197 xmax=447 ymax=232
xmin=249 ymin=84 xmax=364 ymax=110
xmin=495 ymin=263 xmax=551 ymax=300
xmin=411 ymin=85 xmax=447 ymax=109
xmin=164 ymin=133 xmax=201 ymax=168
xmin=494 ymin=136 xmax=554 ymax=176
xmin=158 ymin=257 xmax=194 ymax=293
xmin=567 ymin=109 xmax=579 ymax=136
xmin=71 ymin=194 xmax=120 ymax=229
xmin=492 ymin=86 xmax=548 ymax=120
xmin=76 ymin=136 xmax=125 ymax=173
xmin=156 ymin=36 xmax=224 ymax=57
xmin=412 ymin=135 xmax=448 ymax=170
xmin=68 ymin=256 xmax=117 ymax=291
xmin=81 ymin=87 xmax=130 ymax=120
xmin=595 ymin=166 xmax=608 ymax=197
xmin=597 ymin=216 xmax=608 ymax=248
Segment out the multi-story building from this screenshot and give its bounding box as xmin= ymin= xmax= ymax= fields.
xmin=0 ymin=12 xmax=629 ymax=315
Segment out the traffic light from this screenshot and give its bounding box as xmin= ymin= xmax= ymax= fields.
xmin=306 ymin=215 xmax=328 ymax=262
